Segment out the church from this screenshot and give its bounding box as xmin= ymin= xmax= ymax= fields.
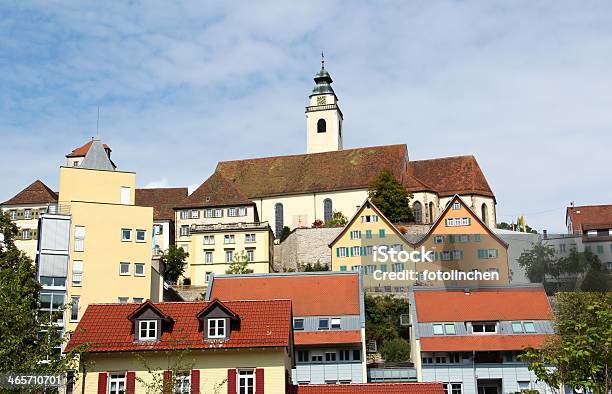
xmin=185 ymin=62 xmax=497 ymax=237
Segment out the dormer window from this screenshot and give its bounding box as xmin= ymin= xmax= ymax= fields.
xmin=208 ymin=318 xmax=226 ymax=338
xmin=472 ymin=321 xmax=497 ymax=334
xmin=139 ymin=320 xmax=158 ymax=341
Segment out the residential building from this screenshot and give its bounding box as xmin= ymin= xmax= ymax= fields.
xmin=207 ymin=272 xmax=367 ymax=385
xmin=135 ymin=187 xmax=188 ymax=257
xmin=64 ymin=299 xmax=293 ymax=393
xmin=1 ymin=180 xmax=58 ymax=260
xmin=189 ymin=65 xmax=496 ymax=240
xmin=293 ymin=382 xmax=444 ymax=394
xmin=65 ymin=138 xmax=115 ymax=169
xmin=329 ymin=196 xmax=510 ymax=294
xmin=37 ymin=139 xmax=161 ymax=334
xmin=175 ymin=172 xmax=274 ymax=286
xmin=409 ymin=285 xmax=555 ymax=393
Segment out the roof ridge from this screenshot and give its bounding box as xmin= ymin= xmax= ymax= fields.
xmin=410 ymin=154 xmax=476 ymax=163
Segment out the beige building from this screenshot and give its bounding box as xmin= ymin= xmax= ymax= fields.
xmin=174 ymin=172 xmax=274 ymax=286
xmin=1 ymin=180 xmax=58 ymax=260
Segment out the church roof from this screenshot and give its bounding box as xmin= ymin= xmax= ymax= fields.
xmin=405 ymin=155 xmax=495 ymax=199
xmin=2 ymin=180 xmax=58 ymax=206
xmin=214 ymin=144 xmax=408 ymax=198
xmin=66 ymin=139 xmax=111 ymax=158
xmin=178 ymin=172 xmax=254 ymax=209
xmin=135 ymin=187 xmax=188 ymax=221
xmin=311 ymin=67 xmax=335 ymax=96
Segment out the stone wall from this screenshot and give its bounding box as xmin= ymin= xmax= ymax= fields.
xmin=274 ymin=227 xmax=343 ymax=271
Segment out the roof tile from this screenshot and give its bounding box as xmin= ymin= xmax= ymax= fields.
xmin=420 ymin=334 xmax=550 ymax=352
xmin=136 ymin=187 xmax=188 ymax=220
xmin=294 ymin=383 xmax=445 ymax=394
xmin=2 ymin=180 xmax=58 ymax=205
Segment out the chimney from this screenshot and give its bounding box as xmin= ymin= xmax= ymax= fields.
xmin=543 ymin=229 xmax=548 ymax=240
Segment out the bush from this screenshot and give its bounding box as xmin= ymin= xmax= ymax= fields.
xmin=380 ymin=338 xmax=411 ymax=362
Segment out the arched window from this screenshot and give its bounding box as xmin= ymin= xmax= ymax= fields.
xmin=274 ymin=203 xmax=284 ymax=236
xmin=317 ymin=119 xmax=326 ymax=133
xmin=323 ymin=198 xmax=333 ymax=222
xmin=481 ymin=203 xmax=488 ymax=226
xmin=413 ymin=201 xmax=422 ymax=224
xmin=428 ymin=202 xmax=434 ymax=224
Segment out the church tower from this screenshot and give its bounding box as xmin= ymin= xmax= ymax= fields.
xmin=306 ymin=56 xmax=343 ymax=154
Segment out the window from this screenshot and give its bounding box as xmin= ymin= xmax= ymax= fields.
xmin=203 ymin=235 xmax=215 ymax=245
xmin=311 ymin=354 xmax=323 ymax=362
xmin=120 ymin=262 xmax=130 ymax=275
xmin=474 ymin=234 xmax=481 ymax=242
xmin=238 ymin=370 xmax=254 ymax=394
xmin=353 ymin=349 xmax=361 ymax=361
xmin=208 ymin=318 xmax=226 ymax=338
xmin=478 ymin=248 xmax=498 ymax=259
xmin=139 ymin=320 xmax=157 ymax=341
xmin=297 ymin=350 xmax=309 ymax=362
xmin=174 ymin=372 xmax=191 ymax=394
xmin=190 ymin=210 xmax=199 ymax=219
xmin=181 ymin=210 xmax=189 ymax=219
xmin=293 ymin=318 xmax=304 ymax=330
xmin=74 ymin=226 xmax=85 ymax=251
xmin=523 ymin=322 xmax=536 ymax=333
xmin=413 ymin=201 xmax=422 ymax=224
xmin=180 ymin=226 xmax=189 ymax=236
xmin=274 ymin=203 xmax=284 ymax=236
xmin=339 ymin=350 xmax=350 ymax=361
xmin=323 ymin=198 xmax=333 ymax=222
xmin=559 ymin=243 xmax=566 ymax=253
xmin=121 ymin=228 xmax=132 ymax=241
xmin=445 ymin=217 xmax=471 ymax=227
xmin=238 ymin=207 xmax=247 ymax=216
xmin=331 ymin=318 xmax=341 ymax=329
xmin=337 ymin=247 xmax=348 ymax=257
xmin=325 ymin=352 xmax=337 ymax=362
xmin=452 ymin=202 xmax=461 ymax=210
xmin=245 ymin=233 xmax=256 ymax=243
xmin=444 ymin=383 xmax=462 ymax=394
xmin=228 ymin=207 xmax=237 ymax=217
xmin=136 ymin=229 xmax=146 ymax=242
xmin=365 ymin=230 xmax=372 ymax=239
xmin=428 ymin=202 xmax=434 ymax=223
xmin=512 ymin=322 xmax=524 ymax=333
xmin=214 ymin=208 xmax=222 ymax=218
xmin=24 ymin=209 xmax=32 ymax=219
xmin=351 ymin=246 xmax=361 ymax=256
xmin=318 ymin=318 xmax=329 ymax=330
xmin=481 ymin=203 xmax=488 ymax=224
xmin=224 ymin=234 xmax=235 ymax=244
xmin=246 ymin=249 xmax=254 ymax=262
xmin=40 ymin=276 xmax=66 ymax=288
xmin=392 ymin=263 xmax=404 ymax=272
xmin=109 ymin=373 xmax=126 ymax=394
xmin=120 ymin=187 xmax=131 ymax=204
xmin=340 ymin=266 xmax=346 ymax=271
xmin=22 ymin=229 xmax=31 ymax=240
xmin=133 ymin=298 xmax=144 ymax=303
xmin=434 ymin=235 xmax=444 ymax=244
xmin=9 ymin=210 xmax=16 ymax=220
xmin=380 ymin=264 xmax=387 ymax=272
xmin=72 ymin=260 xmax=83 ymax=286
xmin=597 ymin=245 xmax=604 ymax=254
xmin=433 ymin=324 xmax=444 ymax=335
xmin=118 ymin=297 xmax=129 ymax=303
xmin=379 ymin=229 xmax=386 ymax=238
xmin=225 ymin=250 xmax=234 ymax=263
xmin=134 ymin=263 xmax=145 ymax=276
xmin=350 ymin=230 xmax=361 ymax=239
xmin=205 ymin=251 xmax=213 ymax=264
xmin=472 ymin=322 xmax=496 ymax=333
xmin=154 ymin=225 xmax=163 ymax=235
xmin=444 ymin=323 xmax=456 ymax=335
xmin=317 ymin=118 xmax=326 ymax=133
xmin=70 ymin=296 xmax=79 ymax=322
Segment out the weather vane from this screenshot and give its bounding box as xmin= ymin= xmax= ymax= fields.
xmin=321 ymin=51 xmax=325 ymax=69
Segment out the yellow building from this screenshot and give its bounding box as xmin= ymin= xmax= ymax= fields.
xmin=64 ymin=299 xmax=293 ymax=394
xmin=330 ymin=196 xmax=509 ymax=293
xmin=174 ymin=172 xmax=274 ymax=287
xmin=37 ymin=139 xmax=161 ymax=333
xmin=0 ymin=180 xmax=58 ymax=260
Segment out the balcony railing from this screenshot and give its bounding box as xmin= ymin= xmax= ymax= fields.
xmin=305 ymin=104 xmax=343 ymax=117
xmin=190 ymin=221 xmax=270 ymax=233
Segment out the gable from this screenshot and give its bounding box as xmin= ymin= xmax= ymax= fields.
xmin=2 ymin=180 xmax=58 ymax=206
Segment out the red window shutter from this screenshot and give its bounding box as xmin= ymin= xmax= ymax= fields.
xmin=255 ymin=368 xmax=264 ymax=394
xmin=190 ymin=369 xmax=200 ymax=394
xmin=163 ymin=370 xmax=173 ymax=394
xmin=97 ymin=372 xmax=107 ymax=394
xmin=227 ymin=369 xmax=237 ymax=394
xmin=126 ymin=372 xmax=136 ymax=394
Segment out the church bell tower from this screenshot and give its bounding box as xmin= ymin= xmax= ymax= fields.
xmin=306 ymin=55 xmax=343 ymax=154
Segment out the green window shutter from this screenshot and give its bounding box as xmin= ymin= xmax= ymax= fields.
xmin=32 ymin=229 xmax=38 ymax=239
xmin=349 ymin=248 xmax=353 ymax=257
xmin=336 ymin=248 xmax=340 ymax=257
xmin=379 ymin=229 xmax=385 ymax=238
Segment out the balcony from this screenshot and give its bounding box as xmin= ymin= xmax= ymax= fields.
xmin=305 ymin=104 xmax=343 ymax=117
xmin=190 ymin=221 xmax=270 ymax=233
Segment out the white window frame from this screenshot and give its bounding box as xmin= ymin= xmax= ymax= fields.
xmin=228 ymin=207 xmax=237 ymax=217
xmin=205 ymin=251 xmax=213 ymax=264
xmin=134 ymin=263 xmax=145 ymax=277
xmin=208 ymin=318 xmax=226 ymax=338
xmin=139 ymin=320 xmax=158 ymax=341
xmin=444 ymin=382 xmax=462 ymax=394
xmin=472 ymin=321 xmax=497 ymax=334
xmin=237 ymin=370 xmax=254 ymax=394
xmin=214 ymin=208 xmax=222 ymax=218
xmin=133 ymin=298 xmax=144 ymax=303
xmin=523 ymin=321 xmax=536 ymax=333
xmin=238 ymin=207 xmax=247 ymax=216
xmin=225 ymin=250 xmax=233 ymax=263
xmin=120 ymin=262 xmax=130 ymax=275
xmin=118 ymin=297 xmax=129 ymax=304
xmin=121 ymin=228 xmax=132 ymax=241
xmin=180 ymin=226 xmax=189 ymax=236
xmin=22 ymin=229 xmax=31 ymax=240
xmin=452 ymin=202 xmax=461 ymax=210
xmin=433 ymin=323 xmax=444 ymax=335
xmin=245 ymin=233 xmax=256 ymax=243
xmin=72 ymin=260 xmax=83 ymax=286
xmin=109 ymin=373 xmax=126 ymax=394
xmin=180 ymin=210 xmax=189 ymax=220
xmin=174 ymin=372 xmax=191 ymax=394
xmin=190 ymin=210 xmax=199 ymax=219
xmin=74 ymin=225 xmax=85 ymax=252
xmin=9 ymin=210 xmax=17 ymax=220
xmin=224 ymin=234 xmax=235 ymax=244
xmin=136 ymin=229 xmax=146 ymax=243
xmin=24 ymin=209 xmax=32 ymax=219
xmin=120 ymin=186 xmax=131 ymax=205
xmin=444 ymin=323 xmax=456 ymax=335
xmin=203 ymin=235 xmax=215 ymax=245
xmin=70 ymin=296 xmax=80 ymax=322
xmin=204 ymin=209 xmax=213 ymax=218
xmin=246 ymin=249 xmax=254 ymax=262
xmin=330 ymin=318 xmax=341 ymax=329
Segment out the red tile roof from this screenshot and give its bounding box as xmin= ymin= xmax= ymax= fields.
xmin=294 ymin=330 xmax=362 ymax=346
xmin=214 ymin=144 xmax=408 ymax=197
xmin=294 ymin=383 xmax=445 ymax=394
xmin=65 ymin=300 xmax=292 ymax=353
xmin=66 ymin=140 xmax=111 ymax=157
xmin=413 ymin=287 xmax=552 ymax=322
xmin=177 ymin=172 xmax=253 ymax=208
xmin=406 ymin=155 xmax=494 ymax=198
xmin=209 ymin=273 xmax=361 ymax=316
xmin=2 ymin=180 xmax=58 ymax=206
xmin=567 ymin=205 xmax=612 ymax=234
xmin=135 ymin=187 xmax=188 ymax=221
xmin=420 ymin=334 xmax=550 ymax=352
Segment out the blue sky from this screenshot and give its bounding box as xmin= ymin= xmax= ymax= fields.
xmin=1 ymin=1 xmax=611 ymax=232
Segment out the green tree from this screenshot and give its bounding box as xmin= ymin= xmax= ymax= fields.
xmin=521 ymin=292 xmax=612 ymax=393
xmin=160 ymin=245 xmax=189 ymax=284
xmin=518 ymin=241 xmax=558 ymax=283
xmin=225 ymin=251 xmax=254 ymax=274
xmin=301 ymin=262 xmax=329 ymax=272
xmin=380 ymin=338 xmax=411 ymax=362
xmin=364 ymin=295 xmax=409 ymax=351
xmin=368 ymin=169 xmax=414 ymax=223
xmin=279 ymin=226 xmax=291 ymax=242
xmin=325 ymin=211 xmax=348 ymax=227
xmin=0 ymin=212 xmax=83 ymax=374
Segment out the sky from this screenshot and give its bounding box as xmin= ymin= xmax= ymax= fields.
xmin=1 ymin=1 xmax=611 ymax=233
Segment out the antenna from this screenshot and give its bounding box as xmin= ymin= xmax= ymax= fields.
xmin=321 ymin=51 xmax=325 ymax=69
xmin=96 ymin=106 xmax=100 ymax=138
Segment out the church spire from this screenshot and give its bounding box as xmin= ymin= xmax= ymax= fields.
xmin=311 ymin=54 xmax=335 ymax=97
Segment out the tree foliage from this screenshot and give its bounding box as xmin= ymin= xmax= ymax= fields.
xmin=325 ymin=211 xmax=348 ymax=227
xmin=301 ymin=262 xmax=329 ymax=272
xmin=0 ymin=212 xmax=83 ymax=373
xmin=380 ymin=338 xmax=411 ymax=362
xmin=368 ymin=169 xmax=414 ymax=223
xmin=518 ymin=241 xmax=557 ymax=283
xmin=365 ymin=295 xmax=410 ymax=361
xmin=160 ymin=245 xmax=189 ymax=284
xmin=225 ymin=251 xmax=254 ymax=274
xmin=521 ymin=292 xmax=612 ymax=393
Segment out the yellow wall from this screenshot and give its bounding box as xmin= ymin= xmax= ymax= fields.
xmin=78 ymin=348 xmax=290 ymax=394
xmin=59 ymin=166 xmax=136 ymax=205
